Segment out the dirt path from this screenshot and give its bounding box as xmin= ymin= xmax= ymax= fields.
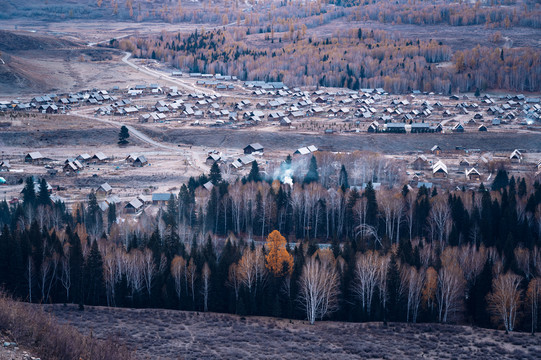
xmin=69 ymin=109 xmax=202 ymax=172
xmin=120 ymin=52 xmax=212 ymax=94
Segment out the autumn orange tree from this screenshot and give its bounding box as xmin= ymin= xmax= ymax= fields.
xmin=265 ymin=230 xmax=293 ymax=277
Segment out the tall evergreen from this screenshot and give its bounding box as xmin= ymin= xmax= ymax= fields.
xmin=84 ymin=240 xmax=105 ymax=305
xmin=209 ymin=162 xmax=222 ymax=184
xmin=386 ymin=253 xmax=401 ymax=322
xmin=247 ymin=161 xmax=261 ymax=182
xmin=37 ymin=178 xmax=51 ymax=206
xmin=304 ymin=155 xmax=319 ymax=184
xmin=22 ymin=177 xmax=36 ymax=207
xmin=338 ymin=164 xmax=349 ymax=191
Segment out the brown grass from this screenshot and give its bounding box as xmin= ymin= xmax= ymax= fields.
xmin=0 ymin=293 xmax=134 ymax=360
xmin=44 ymin=304 xmax=541 ymax=360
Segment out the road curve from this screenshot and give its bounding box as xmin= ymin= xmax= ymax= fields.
xmin=70 ymin=109 xmax=184 ymax=152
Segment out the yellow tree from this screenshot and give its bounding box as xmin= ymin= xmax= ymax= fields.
xmin=265 ymin=230 xmax=293 ymax=277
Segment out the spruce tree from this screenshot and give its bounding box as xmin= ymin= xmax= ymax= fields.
xmin=22 ymin=177 xmax=36 ymax=207
xmin=247 ymin=161 xmax=261 ymax=182
xmin=304 ymin=155 xmax=319 ymax=184
xmin=118 ymin=125 xmax=130 ymax=145
xmin=209 ymin=162 xmax=222 ymax=184
xmin=339 ymin=164 xmax=349 ymax=191
xmin=491 ymin=168 xmax=509 ymax=191
xmin=386 ymin=253 xmax=400 ymax=322
xmin=37 ymin=178 xmax=51 ymax=206
xmin=84 ymin=240 xmax=105 ymax=305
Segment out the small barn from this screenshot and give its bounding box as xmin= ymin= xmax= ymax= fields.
xmin=25 ymin=152 xmax=44 ymax=164
xmin=412 ymin=155 xmax=430 ymax=170
xmin=96 ymin=183 xmax=112 ymax=197
xmin=133 ymin=155 xmax=148 ymax=167
xmin=244 ymin=143 xmax=264 ymax=154
xmin=152 ymin=193 xmax=173 ymax=206
xmin=125 ymin=198 xmax=143 ymax=213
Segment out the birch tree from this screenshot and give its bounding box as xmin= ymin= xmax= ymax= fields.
xmin=298 ymin=257 xmax=340 ymax=324
xmin=487 ymin=272 xmax=522 ymax=333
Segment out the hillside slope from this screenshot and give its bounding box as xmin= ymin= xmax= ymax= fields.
xmin=45 ymin=304 xmax=540 ymax=360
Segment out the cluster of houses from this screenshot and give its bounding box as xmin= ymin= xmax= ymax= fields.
xmin=2 ymin=79 xmax=540 ymax=136
xmin=408 ymin=146 xmax=535 ymax=188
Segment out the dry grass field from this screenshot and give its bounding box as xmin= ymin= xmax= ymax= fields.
xmin=44 ymin=304 xmax=541 ymax=360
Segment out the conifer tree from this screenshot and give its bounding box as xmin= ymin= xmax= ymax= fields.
xmin=304 ymin=155 xmax=319 ymax=184
xmin=209 ymin=162 xmax=222 ymax=185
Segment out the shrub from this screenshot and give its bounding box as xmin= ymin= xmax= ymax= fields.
xmin=0 ymin=293 xmax=134 ymax=360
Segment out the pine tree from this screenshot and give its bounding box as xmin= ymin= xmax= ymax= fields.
xmin=22 ymin=177 xmax=36 ymax=207
xmin=69 ymin=229 xmax=84 ymax=304
xmin=386 ymin=253 xmax=401 ymax=322
xmin=339 ymin=165 xmax=349 ymax=191
xmin=84 ymin=240 xmax=105 ymax=305
xmin=37 ymin=178 xmax=51 ymax=206
xmin=364 ymin=181 xmax=378 ymax=227
xmin=304 ymin=155 xmax=319 ymax=184
xmin=107 ymin=203 xmax=117 ymax=231
xmin=209 ymin=162 xmax=222 ymax=185
xmin=247 ymin=161 xmax=261 ymax=182
xmin=118 ymin=125 xmax=130 ymax=145
xmin=492 ymin=169 xmax=509 ymax=191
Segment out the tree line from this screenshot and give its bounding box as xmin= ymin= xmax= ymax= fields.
xmin=115 ymin=26 xmax=541 ymax=93
xmin=0 ymin=157 xmax=540 ymax=332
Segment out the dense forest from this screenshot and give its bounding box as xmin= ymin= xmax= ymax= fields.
xmin=1 ymin=154 xmax=540 ymax=332
xmin=115 ymin=25 xmax=541 ymax=93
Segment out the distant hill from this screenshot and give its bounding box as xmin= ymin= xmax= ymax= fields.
xmin=0 ymin=0 xmax=109 ymax=20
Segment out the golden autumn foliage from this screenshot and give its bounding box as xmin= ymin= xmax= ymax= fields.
xmin=265 ymin=230 xmax=293 ymax=277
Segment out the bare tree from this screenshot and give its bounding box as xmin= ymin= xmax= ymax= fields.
xmin=227 ymin=263 xmax=241 ymax=313
xmin=352 ymin=250 xmax=379 ymax=317
xmin=515 ymin=247 xmax=532 ymax=280
xmin=187 ymin=257 xmax=197 ymax=304
xmin=401 ymin=265 xmax=426 ymax=323
xmin=60 ymin=243 xmax=71 ymax=302
xmin=487 ymin=272 xmax=522 ymax=333
xmin=126 ymin=250 xmax=144 ymax=298
xmin=534 ymin=246 xmax=541 ymax=277
xmin=201 ymin=262 xmax=211 ymax=312
xmin=298 ymin=257 xmax=340 ymax=324
xmin=429 ymin=196 xmax=451 ymax=249
xmin=103 ymin=247 xmax=120 ymax=307
xmin=458 ymin=244 xmax=488 ymax=289
xmin=171 ymin=255 xmax=186 ymax=305
xmin=526 ymin=278 xmax=541 ymax=335
xmin=142 ymin=249 xmax=157 ymax=299
xmin=437 ymin=249 xmax=466 ymax=323
xmin=376 ymin=253 xmax=391 ymax=320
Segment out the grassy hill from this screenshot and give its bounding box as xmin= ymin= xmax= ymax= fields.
xmin=45 ymin=304 xmax=541 ymax=360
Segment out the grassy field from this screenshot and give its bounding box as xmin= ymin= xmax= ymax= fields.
xmin=44 ymin=304 xmax=541 ymax=360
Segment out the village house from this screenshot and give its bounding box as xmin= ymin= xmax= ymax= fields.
xmin=206 ymin=153 xmax=221 ymax=165
xmin=432 ymin=161 xmax=448 ymax=178
xmin=133 ymin=155 xmax=148 ymax=167
xmin=96 ymin=183 xmax=112 ymax=197
xmin=431 ymin=145 xmax=441 ymax=155
xmin=152 ymin=193 xmax=174 ymax=206
xmin=510 ymin=149 xmax=522 ymax=163
xmin=91 ymin=152 xmax=109 ymax=164
xmin=124 ymin=198 xmax=143 ymax=213
xmin=244 ymin=143 xmax=264 ymax=154
xmin=412 ymin=155 xmax=430 ymax=170
xmin=77 ymin=153 xmax=91 ymax=163
xmin=24 ymin=152 xmax=44 ymax=164
xmin=466 ymin=168 xmax=481 ymax=181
